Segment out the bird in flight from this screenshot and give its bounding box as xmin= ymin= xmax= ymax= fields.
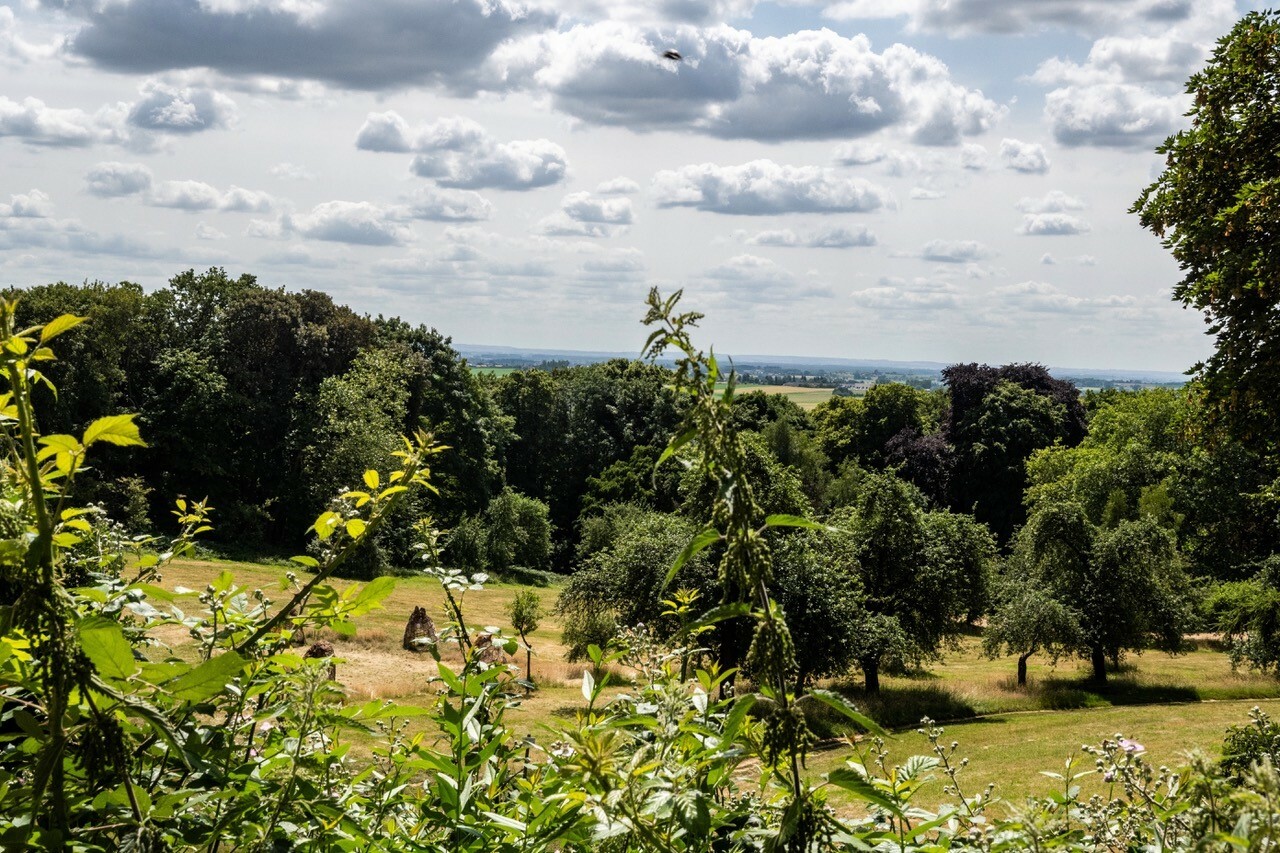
xmin=662 ymin=49 xmax=682 ymax=62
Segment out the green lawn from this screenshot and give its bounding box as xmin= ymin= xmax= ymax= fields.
xmin=155 ymin=558 xmax=1280 ymax=807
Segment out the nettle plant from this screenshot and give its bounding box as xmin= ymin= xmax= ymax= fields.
xmin=1 ymin=293 xmax=1280 ymax=852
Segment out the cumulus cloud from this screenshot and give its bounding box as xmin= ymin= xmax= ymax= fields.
xmin=1032 ymin=36 xmax=1207 ymax=86
xmin=993 ymin=280 xmax=1135 ymax=314
xmin=851 ymin=275 xmax=962 ymax=313
xmin=999 ymin=138 xmax=1051 ymax=173
xmin=959 ymin=143 xmax=988 ymax=170
xmin=0 ymin=190 xmax=54 ymax=218
xmin=64 ymin=0 xmax=556 ymax=91
xmin=0 ymin=95 xmax=114 ymax=147
xmin=195 ymin=221 xmax=226 ymax=240
xmin=539 ymin=191 xmax=634 ymax=237
xmin=491 ymin=24 xmax=1002 ymax=143
xmin=595 ymin=176 xmax=640 ymax=194
xmin=700 ymin=253 xmax=834 ymax=302
xmin=911 ymin=187 xmax=946 ymax=200
xmin=823 ymin=0 xmax=1209 ymax=37
xmin=1044 ymin=84 xmax=1184 ymax=147
xmin=357 ymin=112 xmax=569 ymax=190
xmin=742 ymin=225 xmax=877 ymax=248
xmin=653 ymin=159 xmax=893 ymax=215
xmin=287 ymin=200 xmax=412 ymax=246
xmin=919 ymin=239 xmax=992 ymax=263
xmin=269 ymin=162 xmax=315 ymax=181
xmin=404 ymin=186 xmax=492 ymax=222
xmin=1016 ymin=190 xmax=1085 ymax=213
xmin=146 ymin=179 xmax=276 ymax=212
xmin=85 ymin=161 xmax=154 ymax=197
xmin=1018 ymin=213 xmax=1092 ymax=235
xmin=126 ymin=82 xmax=236 ymax=133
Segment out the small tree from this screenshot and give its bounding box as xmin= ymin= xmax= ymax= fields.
xmin=507 ymin=590 xmax=542 ymax=683
xmin=983 ymin=574 xmax=1083 ymax=685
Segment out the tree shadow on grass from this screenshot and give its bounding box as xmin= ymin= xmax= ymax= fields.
xmin=1032 ymin=676 xmax=1199 ymax=710
xmin=814 ymin=682 xmax=979 ymax=732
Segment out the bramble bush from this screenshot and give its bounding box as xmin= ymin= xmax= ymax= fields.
xmin=1 ymin=292 xmax=1279 ymax=852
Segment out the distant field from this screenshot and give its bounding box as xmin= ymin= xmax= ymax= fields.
xmin=728 ymin=383 xmax=835 ymax=409
xmin=470 ymin=366 xmax=520 ymax=377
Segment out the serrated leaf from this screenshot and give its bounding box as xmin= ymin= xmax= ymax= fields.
xmin=83 ymin=414 xmax=145 ymax=448
xmin=345 ymin=518 xmax=367 ymax=539
xmin=826 ymin=768 xmax=903 ymax=817
xmin=363 ymin=469 xmax=379 ymax=490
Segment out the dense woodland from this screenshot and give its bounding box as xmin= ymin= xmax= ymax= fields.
xmin=3 ymin=10 xmax=1280 ymax=851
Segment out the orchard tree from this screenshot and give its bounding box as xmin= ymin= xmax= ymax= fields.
xmin=983 ymin=575 xmax=1083 ymax=686
xmin=837 ymin=473 xmax=986 ymax=692
xmin=1012 ymin=502 xmax=1191 ymax=682
xmin=508 ymin=590 xmax=543 ymax=683
xmin=1133 ymin=10 xmax=1280 ymax=450
xmin=771 ymin=529 xmax=863 ymax=692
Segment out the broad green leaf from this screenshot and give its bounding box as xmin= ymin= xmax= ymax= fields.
xmin=663 ymin=526 xmax=720 ymax=589
xmin=345 ymin=518 xmax=367 ymax=539
xmin=166 ymin=652 xmax=247 ymax=701
xmin=826 ymin=768 xmax=903 ymax=817
xmin=363 ymin=469 xmax=379 ymax=490
xmin=351 ymin=576 xmax=396 ymax=612
xmin=807 ymin=688 xmax=887 ymax=736
xmin=581 ymin=670 xmax=595 ymax=702
xmin=290 ymin=554 xmax=320 ymax=568
xmin=39 ymin=314 xmax=87 ymax=344
xmin=79 ymin=616 xmax=138 ymax=681
xmin=688 ymin=602 xmax=753 ymax=632
xmin=83 ymin=414 xmax=145 ymax=448
xmin=763 ymin=514 xmax=825 ymax=531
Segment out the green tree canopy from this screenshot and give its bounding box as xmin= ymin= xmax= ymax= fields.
xmin=1133 ymin=10 xmax=1280 ymax=449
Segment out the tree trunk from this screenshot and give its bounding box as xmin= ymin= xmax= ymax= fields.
xmin=525 ymin=647 xmax=532 ymax=683
xmin=864 ymin=660 xmax=880 ymax=694
xmin=1091 ymin=646 xmax=1107 ymax=683
xmin=1017 ymin=652 xmax=1031 ymax=686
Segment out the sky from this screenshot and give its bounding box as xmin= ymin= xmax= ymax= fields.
xmin=0 ymin=0 xmax=1265 ymax=371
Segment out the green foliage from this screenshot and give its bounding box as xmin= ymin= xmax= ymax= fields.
xmin=483 ymin=487 xmax=552 ymax=573
xmin=834 ymin=472 xmax=991 ymax=691
xmin=1222 ymin=706 xmax=1280 ymax=778
xmin=557 ymin=508 xmax=713 ymax=659
xmin=1208 ymin=556 xmax=1280 ymax=673
xmin=1001 ymin=502 xmax=1193 ymax=682
xmin=1133 ymin=10 xmax=1280 ymax=450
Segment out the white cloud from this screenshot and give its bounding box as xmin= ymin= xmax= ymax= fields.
xmin=920 ymin=239 xmax=992 ymax=263
xmin=147 ymin=180 xmax=276 ymax=212
xmin=126 ymin=81 xmax=236 ymax=133
xmin=0 ymin=190 xmax=54 ymax=218
xmin=911 ymin=187 xmax=946 ymax=200
xmin=404 ymin=186 xmax=492 ymax=222
xmin=823 ymin=0 xmax=1211 ymax=37
xmin=1044 ymin=83 xmax=1184 ymax=148
xmin=993 ymin=280 xmax=1136 ymax=314
xmin=195 ymin=222 xmax=227 ymax=240
xmin=288 ymin=200 xmax=412 ymax=246
xmin=148 ymin=180 xmax=224 ymax=210
xmin=742 ymin=225 xmax=877 ymax=248
xmin=357 ymin=112 xmax=569 ymax=190
xmin=269 ymin=162 xmax=315 ymax=181
xmin=653 ymin=159 xmax=893 ymax=215
xmin=0 ymin=95 xmax=111 ymax=147
xmin=851 ymin=276 xmax=962 ymax=313
xmin=999 ymin=138 xmax=1051 ymax=173
xmin=959 ymin=143 xmax=988 ymax=170
xmin=1018 ymin=213 xmax=1092 ymax=235
xmin=700 ymin=253 xmax=834 ymax=302
xmin=595 ymin=176 xmax=640 ymax=194
xmin=491 ymin=24 xmax=1003 ymax=143
xmin=561 ymin=192 xmax=634 ymax=224
xmin=85 ymin=161 xmax=154 ymax=197
xmin=1016 ymin=190 xmax=1086 ymax=213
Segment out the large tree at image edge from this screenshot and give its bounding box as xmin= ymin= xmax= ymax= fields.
xmin=1133 ymin=10 xmax=1280 ymax=451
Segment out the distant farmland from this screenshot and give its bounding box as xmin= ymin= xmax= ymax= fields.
xmin=727 ymin=383 xmax=835 ymax=409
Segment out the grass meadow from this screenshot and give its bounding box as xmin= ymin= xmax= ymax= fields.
xmin=156 ymin=558 xmax=1280 ymax=806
